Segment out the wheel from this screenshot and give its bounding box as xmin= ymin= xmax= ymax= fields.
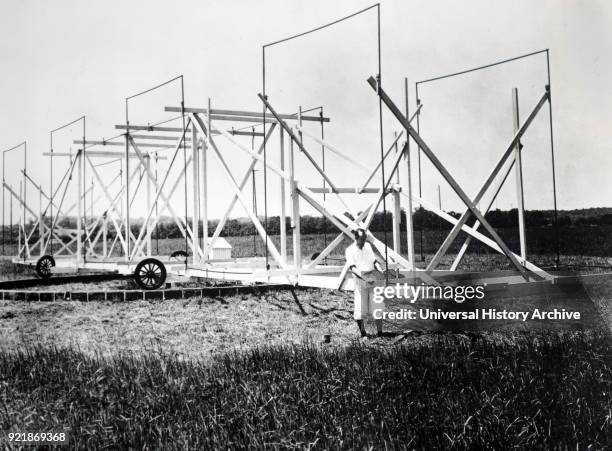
xmin=134 ymin=258 xmax=167 ymax=290
xmin=170 ymin=250 xmax=188 ymax=261
xmin=36 ymin=255 xmax=55 ymax=279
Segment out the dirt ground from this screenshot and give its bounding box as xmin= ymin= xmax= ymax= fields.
xmin=0 ymin=289 xmax=362 ymax=359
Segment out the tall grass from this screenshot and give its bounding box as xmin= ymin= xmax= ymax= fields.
xmin=2 ymin=332 xmax=610 ymax=449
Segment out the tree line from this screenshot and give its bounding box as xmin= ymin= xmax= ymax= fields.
xmin=5 ymin=208 xmax=611 ymax=242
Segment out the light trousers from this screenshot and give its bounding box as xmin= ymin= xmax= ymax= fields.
xmin=353 ymin=270 xmax=385 ymax=320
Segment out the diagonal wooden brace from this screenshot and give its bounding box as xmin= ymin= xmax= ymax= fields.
xmin=190 ymin=113 xmax=277 ymax=261
xmin=258 ymin=93 xmax=337 ymax=192
xmin=367 ymin=76 xmax=548 ymax=280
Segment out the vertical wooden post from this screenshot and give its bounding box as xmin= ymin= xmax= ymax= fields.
xmin=279 ymin=127 xmax=287 ymax=264
xmin=201 ymin=137 xmax=208 ymax=259
xmin=76 ymin=150 xmax=83 ymax=261
xmin=191 ymin=125 xmax=199 ymax=263
xmin=404 ymin=77 xmax=415 ymax=268
xmin=295 ymin=107 xmax=304 ymax=272
xmin=392 ymin=190 xmax=401 ymax=254
xmin=18 ymin=182 xmax=22 ymax=258
xmin=119 ymin=159 xmax=123 ymax=257
xmin=154 ymin=152 xmax=159 ymax=255
xmin=38 ymin=187 xmax=43 ymax=256
xmin=23 ymin=143 xmax=26 ymax=259
xmin=289 ymin=139 xmax=300 ymax=271
xmin=124 ymin=134 xmax=130 ymax=261
xmin=102 ymin=214 xmax=107 ymax=258
xmin=204 ymin=100 xmax=212 ymax=260
xmin=9 ymin=189 xmax=13 ymax=256
xmin=2 ymin=157 xmax=4 ymax=256
xmin=145 ymin=155 xmax=152 ymax=256
xmin=391 ymin=131 xmax=401 ymax=254
xmin=513 ymin=87 xmax=527 ymax=261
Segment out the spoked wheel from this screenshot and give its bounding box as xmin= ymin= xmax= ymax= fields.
xmin=170 ymin=250 xmax=188 ymax=261
xmin=134 ymin=258 xmax=167 ymax=290
xmin=35 ymin=255 xmax=55 ymax=279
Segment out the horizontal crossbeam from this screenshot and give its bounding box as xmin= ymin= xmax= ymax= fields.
xmin=44 ymin=151 xmax=167 ymax=159
xmin=307 ymin=187 xmax=394 ymax=194
xmin=230 ymin=130 xmax=265 ymax=137
xmin=128 ymin=134 xmax=192 ymax=141
xmin=114 ymin=125 xmax=193 ymax=133
xmin=165 ymin=106 xmax=330 ymax=122
xmin=73 ymin=140 xmax=173 ymax=149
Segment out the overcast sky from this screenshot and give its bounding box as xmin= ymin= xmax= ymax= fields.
xmin=1 ymin=0 xmax=611 ymax=222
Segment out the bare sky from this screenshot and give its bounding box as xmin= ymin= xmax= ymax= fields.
xmin=1 ymin=0 xmax=611 ymax=222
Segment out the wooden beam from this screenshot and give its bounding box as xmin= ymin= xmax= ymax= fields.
xmin=191 ymin=125 xmax=199 ymax=262
xmin=165 ymin=111 xmax=279 ymax=124
xmin=128 ymin=134 xmax=192 ymax=141
xmin=44 ymin=151 xmax=167 ymax=159
xmin=513 ymin=87 xmax=527 ymax=260
xmin=392 ymin=189 xmax=401 ymax=254
xmin=191 ymin=112 xmax=277 ymax=262
xmin=115 ymin=125 xmax=192 ymax=133
xmin=85 ymin=155 xmax=137 ymax=256
xmin=401 ymin=190 xmax=549 ymax=277
xmin=360 ymin=130 xmax=405 ymax=191
xmin=230 ymin=130 xmax=265 ymax=137
xmin=201 ymin=135 xmax=208 ymax=253
xmin=368 ymin=76 xmax=541 ymax=280
xmin=450 ymin=157 xmax=516 ymax=270
xmin=76 ymin=148 xmax=82 ymax=259
xmin=404 ymin=77 xmax=415 ymax=270
xmin=211 ymin=108 xmax=330 ymax=122
xmin=73 ymin=140 xmax=174 ymax=149
xmin=207 ymin=133 xmax=286 ymax=268
xmin=198 ymin=114 xmax=291 ymax=182
xmin=289 ymin=139 xmax=301 ymax=271
xmin=307 ymin=187 xmax=389 ymax=194
xmin=362 ymin=141 xmax=409 ymax=230
xmin=128 ymin=132 xmax=201 ymax=260
xmin=165 ymin=106 xmax=330 ymax=122
xmin=279 ymin=128 xmax=287 ymax=264
xmin=258 ymin=94 xmax=337 ymax=192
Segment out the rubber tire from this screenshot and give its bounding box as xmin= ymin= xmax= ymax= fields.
xmin=134 ymin=258 xmax=167 ymax=290
xmin=35 ymin=255 xmax=55 ymax=279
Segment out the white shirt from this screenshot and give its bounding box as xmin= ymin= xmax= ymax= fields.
xmin=345 ymin=242 xmax=377 ymax=273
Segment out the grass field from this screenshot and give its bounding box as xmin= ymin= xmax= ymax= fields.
xmin=1 ymin=332 xmax=610 ymax=449
xmin=1 ymin=276 xmax=611 ymax=448
xmin=0 ymin=231 xmax=610 ymax=448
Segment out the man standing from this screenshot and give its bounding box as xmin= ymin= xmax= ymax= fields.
xmin=345 ymin=228 xmax=385 ymax=337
